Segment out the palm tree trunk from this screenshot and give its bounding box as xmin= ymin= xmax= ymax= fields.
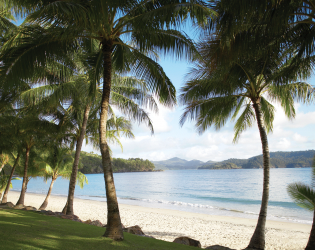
xmin=65 ymin=104 xmax=91 ymax=215
xmin=101 ymin=40 xmax=123 ymax=241
xmin=305 ymin=208 xmax=315 ymax=249
xmin=16 ymin=147 xmax=30 ymax=206
xmin=1 ymin=152 xmax=20 ymax=203
xmin=247 ymin=101 xmax=270 ymax=250
xmin=62 ymin=200 xmax=68 ymax=214
xmin=39 ymin=177 xmax=56 ymax=210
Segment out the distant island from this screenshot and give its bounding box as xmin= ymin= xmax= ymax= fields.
xmin=76 ymin=150 xmax=315 ymax=173
xmin=152 ymin=150 xmax=315 ymax=170
xmin=78 ymin=152 xmax=158 ymax=174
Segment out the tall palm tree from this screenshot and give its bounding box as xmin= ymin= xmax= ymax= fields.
xmin=12 ymin=111 xmax=59 ymax=206
xmin=1 ymin=151 xmax=22 ymax=203
xmin=39 ymin=145 xmax=87 ymax=210
xmin=287 ymin=155 xmax=315 ymax=250
xmin=0 ymin=171 xmax=20 ymax=200
xmin=15 ymin=145 xmax=51 ymax=205
xmin=180 ymin=35 xmax=314 ymax=250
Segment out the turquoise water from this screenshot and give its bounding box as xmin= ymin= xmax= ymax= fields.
xmin=11 ymin=168 xmax=313 ymax=224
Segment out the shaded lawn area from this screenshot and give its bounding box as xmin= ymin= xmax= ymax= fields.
xmin=0 ymin=209 xmax=196 ymax=250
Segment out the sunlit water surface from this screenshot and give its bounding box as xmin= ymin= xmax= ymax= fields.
xmin=11 ymin=168 xmax=313 ymax=224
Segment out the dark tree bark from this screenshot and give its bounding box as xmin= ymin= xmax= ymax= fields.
xmin=39 ymin=177 xmax=56 ymax=210
xmin=62 ymin=200 xmax=68 ymax=214
xmin=100 ymin=40 xmax=123 ymax=240
xmin=305 ymin=208 xmax=315 ymax=250
xmin=1 ymin=152 xmax=20 ymax=203
xmin=65 ymin=104 xmax=91 ymax=215
xmin=247 ymin=100 xmax=270 ymax=250
xmin=16 ymin=147 xmax=30 ymax=205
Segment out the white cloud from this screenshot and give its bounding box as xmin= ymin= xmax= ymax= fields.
xmin=293 ymin=133 xmax=308 ymax=143
xmin=275 ymin=138 xmax=291 ymax=150
xmin=273 ymin=102 xmax=315 ymax=129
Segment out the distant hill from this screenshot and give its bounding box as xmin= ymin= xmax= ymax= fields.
xmin=198 ymin=150 xmax=315 ymax=170
xmin=78 ymin=152 xmax=156 ymax=173
xmin=152 ymin=157 xmax=205 ymax=170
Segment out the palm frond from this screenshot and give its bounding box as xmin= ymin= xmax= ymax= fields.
xmin=287 ymin=182 xmax=315 ymax=211
xmin=233 ymin=103 xmax=255 ymax=143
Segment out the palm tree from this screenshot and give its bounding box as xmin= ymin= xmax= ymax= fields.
xmin=180 ymin=35 xmax=314 ymax=250
xmin=0 ymin=111 xmax=26 ymax=203
xmin=12 ymin=111 xmax=60 ymax=206
xmin=287 ymin=155 xmax=315 ymax=250
xmin=15 ymin=146 xmax=50 ymax=205
xmin=39 ymin=145 xmax=87 ymax=210
xmin=0 ymin=171 xmax=21 ymax=200
xmin=1 ymin=151 xmax=21 ymax=203
xmin=2 ymin=0 xmax=213 ymax=240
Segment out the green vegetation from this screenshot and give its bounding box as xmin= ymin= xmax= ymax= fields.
xmin=200 ymin=162 xmax=241 ymax=170
xmin=152 ymin=150 xmax=315 ymax=170
xmin=0 ymin=209 xmax=195 ymax=250
xmin=199 ymin=150 xmax=315 ymax=170
xmin=152 ymin=157 xmax=204 ymax=170
xmin=79 ymin=152 xmax=156 ymax=174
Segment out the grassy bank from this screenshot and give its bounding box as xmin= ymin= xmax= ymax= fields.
xmin=0 ymin=208 xmax=195 ymax=250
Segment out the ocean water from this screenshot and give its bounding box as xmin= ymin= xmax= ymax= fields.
xmin=11 ymin=168 xmax=313 ymax=224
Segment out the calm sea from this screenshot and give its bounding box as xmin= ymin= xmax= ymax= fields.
xmin=11 ymin=168 xmax=313 ymax=224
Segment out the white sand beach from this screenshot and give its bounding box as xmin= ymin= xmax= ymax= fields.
xmin=5 ymin=191 xmax=311 ymax=250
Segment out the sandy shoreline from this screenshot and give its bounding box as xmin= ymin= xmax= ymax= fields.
xmin=4 ymin=191 xmax=311 ymax=249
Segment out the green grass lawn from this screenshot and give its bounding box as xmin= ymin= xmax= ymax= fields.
xmin=0 ymin=208 xmax=197 ymax=250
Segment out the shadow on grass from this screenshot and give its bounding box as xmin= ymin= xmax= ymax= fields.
xmin=0 ymin=209 xmax=196 ymax=250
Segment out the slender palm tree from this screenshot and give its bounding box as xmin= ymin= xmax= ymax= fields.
xmin=13 ymin=111 xmax=60 ymax=206
xmin=0 ymin=171 xmax=20 ymax=200
xmin=0 ymin=111 xmax=26 ymax=203
xmin=287 ymin=155 xmax=315 ymax=250
xmin=180 ymin=35 xmax=314 ymax=250
xmin=39 ymin=145 xmax=87 ymax=210
xmin=1 ymin=151 xmax=21 ymax=203
xmin=15 ymin=146 xmax=51 ymax=205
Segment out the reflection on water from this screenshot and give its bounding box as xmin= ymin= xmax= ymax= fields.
xmin=11 ymin=168 xmax=313 ymax=224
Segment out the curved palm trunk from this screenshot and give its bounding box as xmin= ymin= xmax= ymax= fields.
xmin=1 ymin=152 xmax=21 ymax=203
xmin=247 ymin=101 xmax=270 ymax=250
xmin=101 ymin=40 xmax=123 ymax=240
xmin=16 ymin=147 xmax=30 ymax=205
xmin=65 ymin=104 xmax=91 ymax=215
xmin=305 ymin=208 xmax=315 ymax=249
xmin=39 ymin=177 xmax=56 ymax=210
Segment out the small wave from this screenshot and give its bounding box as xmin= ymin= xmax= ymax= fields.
xmin=115 ymin=196 xmax=313 ymax=224
xmin=269 ymin=214 xmax=312 ymax=224
xmin=244 ymin=211 xmax=257 ymax=215
xmin=87 ymin=195 xmax=106 ymax=198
